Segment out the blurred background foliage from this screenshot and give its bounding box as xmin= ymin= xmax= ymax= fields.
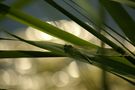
xmin=0 ymin=0 xmax=135 ymax=90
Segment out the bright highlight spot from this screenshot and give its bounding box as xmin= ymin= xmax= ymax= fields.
xmin=67 ymin=61 xmax=79 ymax=78
xmin=15 ymin=58 xmax=32 ymax=74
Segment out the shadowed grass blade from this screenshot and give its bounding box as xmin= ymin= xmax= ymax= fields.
xmin=1 ymin=35 xmax=135 ymax=80
xmin=0 ymin=50 xmax=64 ymax=58
xmin=100 ymin=0 xmax=135 ymax=44
xmin=62 ymin=0 xmax=135 ymax=56
xmin=5 ymin=31 xmax=65 ymax=55
xmin=64 ymin=45 xmax=135 ymax=79
xmin=44 ymin=0 xmax=135 ymax=65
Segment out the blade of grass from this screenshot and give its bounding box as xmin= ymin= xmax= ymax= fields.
xmin=64 ymin=45 xmax=135 ymax=67
xmin=63 ymin=0 xmax=135 ymax=57
xmin=2 ymin=34 xmax=135 ymax=79
xmin=0 ymin=50 xmax=64 ymax=58
xmin=67 ymin=0 xmax=135 ymax=47
xmin=44 ymin=0 xmax=135 ymax=65
xmin=99 ymin=57 xmax=135 ymax=79
xmin=100 ymin=0 xmax=135 ymax=44
xmin=64 ymin=45 xmax=135 ymax=79
xmin=7 ymin=31 xmax=132 ymax=56
xmin=1 ymin=3 xmax=135 ymax=80
xmin=104 ymin=25 xmax=135 ymax=46
xmin=0 ymin=3 xmax=98 ymax=49
xmin=0 ymin=35 xmax=128 ymax=58
xmin=5 ymin=31 xmax=65 ymax=55
xmin=0 ymin=35 xmax=125 ymax=57
xmin=1 ymin=3 xmax=133 ymax=62
xmin=2 ymin=32 xmax=130 ymax=59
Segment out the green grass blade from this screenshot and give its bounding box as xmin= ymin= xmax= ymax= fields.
xmin=3 ymin=32 xmax=128 ymax=58
xmin=0 ymin=34 xmax=124 ymax=57
xmin=62 ymin=0 xmax=135 ymax=56
xmin=0 ymin=35 xmax=125 ymax=58
xmin=94 ymin=56 xmax=135 ymax=79
xmin=0 ymin=3 xmax=97 ymax=49
xmin=0 ymin=50 xmax=63 ymax=58
xmin=103 ymin=60 xmax=135 ymax=79
xmin=44 ymin=0 xmax=118 ymax=51
xmin=2 ymin=33 xmax=135 ymax=79
xmin=64 ymin=45 xmax=135 ymax=79
xmin=6 ymin=32 xmax=65 ymax=55
xmin=100 ymin=0 xmax=135 ymax=44
xmin=66 ymin=0 xmax=135 ymax=47
xmin=1 ymin=3 xmax=134 ymax=65
xmin=105 ymin=24 xmax=135 ymax=46
xmin=44 ymin=0 xmax=135 ymax=65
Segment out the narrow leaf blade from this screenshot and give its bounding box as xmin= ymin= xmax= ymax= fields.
xmin=0 ymin=50 xmax=64 ymax=58
xmin=100 ymin=0 xmax=135 ymax=44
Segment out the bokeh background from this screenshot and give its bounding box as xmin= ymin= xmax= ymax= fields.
xmin=0 ymin=0 xmax=135 ymax=90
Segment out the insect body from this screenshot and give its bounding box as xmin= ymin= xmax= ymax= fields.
xmin=64 ymin=45 xmax=93 ymax=64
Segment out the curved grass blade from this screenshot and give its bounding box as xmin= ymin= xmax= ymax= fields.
xmin=0 ymin=50 xmax=64 ymax=58
xmin=100 ymin=0 xmax=135 ymax=44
